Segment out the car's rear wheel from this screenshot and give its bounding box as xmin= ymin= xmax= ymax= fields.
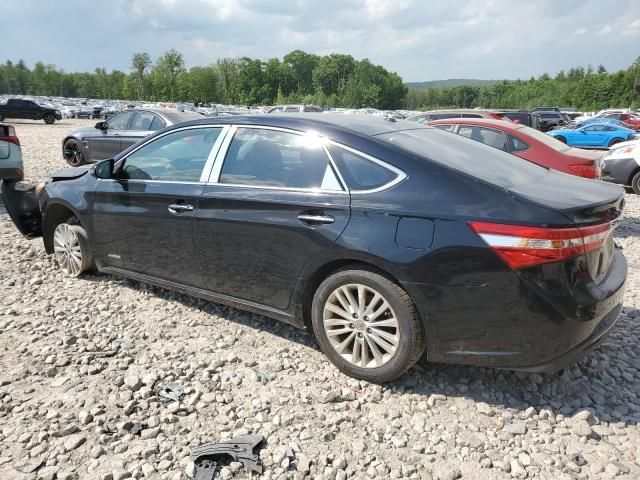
xmin=609 ymin=138 xmax=624 ymax=147
xmin=53 ymin=220 xmax=93 ymax=277
xmin=44 ymin=114 xmax=55 ymax=125
xmin=311 ymin=268 xmax=425 ymax=382
xmin=631 ymin=171 xmax=640 ymax=195
xmin=63 ymin=139 xmax=86 ymax=166
xmin=555 ymin=136 xmax=567 ymax=144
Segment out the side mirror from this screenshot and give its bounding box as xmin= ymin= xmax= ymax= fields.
xmin=94 ymin=159 xmax=114 ymax=179
xmin=95 ymin=121 xmax=107 ymax=130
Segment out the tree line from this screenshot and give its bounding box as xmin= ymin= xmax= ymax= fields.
xmin=2 ymin=51 xmax=639 ymax=111
xmin=0 ymin=50 xmax=407 ymax=110
xmin=406 ymin=59 xmax=640 ymax=112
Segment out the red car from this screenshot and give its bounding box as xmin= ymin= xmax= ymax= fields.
xmin=601 ymin=113 xmax=640 ymax=130
xmin=428 ymin=118 xmax=603 ymax=179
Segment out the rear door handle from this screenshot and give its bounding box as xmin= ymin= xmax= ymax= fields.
xmin=298 ymin=213 xmax=335 ymax=225
xmin=168 ymin=203 xmax=194 ymax=214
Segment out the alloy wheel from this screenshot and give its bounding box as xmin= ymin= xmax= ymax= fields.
xmin=322 ymin=283 xmax=400 ymax=368
xmin=63 ymin=141 xmax=84 ymax=166
xmin=53 ymin=223 xmax=85 ymax=277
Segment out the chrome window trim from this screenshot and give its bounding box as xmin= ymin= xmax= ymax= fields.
xmin=207 ymin=125 xmax=347 ymax=194
xmin=324 ymin=139 xmax=407 ymax=194
xmin=116 ymin=124 xmax=228 ymax=184
xmin=201 ymin=182 xmax=349 ymax=195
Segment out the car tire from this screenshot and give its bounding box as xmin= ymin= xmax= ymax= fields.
xmin=608 ymin=138 xmax=624 ymax=147
xmin=555 ymin=136 xmax=567 ymax=144
xmin=631 ymin=171 xmax=640 ymax=195
xmin=52 ymin=219 xmax=93 ymax=277
xmin=311 ymin=268 xmax=426 ymax=382
xmin=44 ymin=114 xmax=55 ymax=125
xmin=63 ymin=139 xmax=86 ymax=166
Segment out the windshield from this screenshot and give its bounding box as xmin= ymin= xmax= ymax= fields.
xmin=515 ymin=125 xmax=571 ymax=152
xmin=377 ymin=127 xmax=548 ymax=188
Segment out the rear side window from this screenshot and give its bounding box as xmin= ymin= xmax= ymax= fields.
xmin=219 ymin=128 xmax=342 ymax=190
xmin=149 ymin=115 xmax=166 ymax=131
xmin=509 ymin=135 xmax=529 ymax=152
xmin=327 ymin=145 xmax=398 ymax=191
xmin=458 ymin=126 xmax=508 ymax=151
xmin=130 ymin=111 xmax=156 ymax=131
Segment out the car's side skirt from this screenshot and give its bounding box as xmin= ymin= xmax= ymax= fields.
xmin=98 ymin=265 xmax=303 ymax=329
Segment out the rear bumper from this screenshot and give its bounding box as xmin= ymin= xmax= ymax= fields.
xmin=507 ymin=302 xmax=621 ymax=372
xmin=408 ymin=248 xmax=626 ymax=371
xmin=0 ymin=180 xmax=42 ymax=237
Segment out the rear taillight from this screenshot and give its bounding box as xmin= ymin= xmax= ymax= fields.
xmin=0 ymin=126 xmax=20 ymax=146
xmin=468 ymin=221 xmax=611 ymax=269
xmin=568 ymin=164 xmax=598 ymax=179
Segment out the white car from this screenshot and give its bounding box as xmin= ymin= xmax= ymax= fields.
xmin=0 ymin=124 xmax=23 ymax=182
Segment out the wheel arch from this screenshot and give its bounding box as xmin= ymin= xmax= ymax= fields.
xmin=42 ymin=202 xmax=84 ymax=254
xmin=299 ymin=258 xmax=411 ymax=330
xmin=629 ymin=165 xmax=640 ymax=188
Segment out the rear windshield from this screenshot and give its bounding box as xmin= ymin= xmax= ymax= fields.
xmin=376 ymin=127 xmax=547 ymax=188
xmin=515 ymin=125 xmax=570 ymax=152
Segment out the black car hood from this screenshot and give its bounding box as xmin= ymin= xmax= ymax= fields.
xmin=51 ymin=165 xmax=92 ymax=180
xmin=71 ymin=126 xmax=102 ymax=137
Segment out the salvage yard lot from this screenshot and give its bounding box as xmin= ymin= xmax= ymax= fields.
xmin=0 ymin=120 xmax=639 ymax=479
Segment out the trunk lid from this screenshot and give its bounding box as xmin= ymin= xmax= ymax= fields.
xmin=508 ymin=170 xmax=623 ymax=283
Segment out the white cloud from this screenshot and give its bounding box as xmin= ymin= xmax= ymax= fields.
xmin=2 ymin=0 xmax=640 ymax=81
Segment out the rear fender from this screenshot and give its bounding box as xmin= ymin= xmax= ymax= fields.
xmin=0 ymin=180 xmax=42 ymax=237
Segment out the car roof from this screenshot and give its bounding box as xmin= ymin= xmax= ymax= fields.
xmin=169 ymin=113 xmax=428 ymax=137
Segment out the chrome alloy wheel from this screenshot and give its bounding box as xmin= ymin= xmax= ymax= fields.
xmin=322 ymin=283 xmax=400 ymax=368
xmin=63 ymin=141 xmax=84 ymax=166
xmin=53 ymin=223 xmax=86 ymax=277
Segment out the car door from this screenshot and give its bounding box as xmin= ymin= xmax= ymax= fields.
xmin=118 ymin=111 xmax=165 ymax=151
xmin=195 ymin=126 xmax=350 ymax=310
xmin=86 ymin=111 xmax=134 ymax=161
xmin=578 ymin=125 xmax=603 ymax=146
xmin=92 ymin=125 xmax=226 ymax=285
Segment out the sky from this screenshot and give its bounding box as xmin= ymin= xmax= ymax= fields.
xmin=4 ymin=0 xmax=640 ymax=82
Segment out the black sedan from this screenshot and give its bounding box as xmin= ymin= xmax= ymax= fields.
xmin=62 ymin=108 xmax=203 ymax=166
xmin=1 ymin=114 xmax=626 ymax=382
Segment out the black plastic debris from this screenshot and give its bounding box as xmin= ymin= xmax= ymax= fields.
xmin=191 ymin=434 xmax=265 ymax=479
xmin=158 ymin=382 xmax=185 ymax=404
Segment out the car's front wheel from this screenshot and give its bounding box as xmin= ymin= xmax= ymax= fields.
xmin=609 ymin=138 xmax=624 ymax=147
xmin=63 ymin=139 xmax=86 ymax=166
xmin=630 ymin=171 xmax=640 ymax=195
xmin=44 ymin=114 xmax=55 ymax=124
xmin=311 ymin=268 xmax=426 ymax=382
xmin=53 ymin=220 xmax=93 ymax=277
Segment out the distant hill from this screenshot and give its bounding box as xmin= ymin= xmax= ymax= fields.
xmin=406 ymin=79 xmax=502 ymax=89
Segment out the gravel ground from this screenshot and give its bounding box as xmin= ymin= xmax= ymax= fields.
xmin=0 ymin=119 xmax=639 ymax=480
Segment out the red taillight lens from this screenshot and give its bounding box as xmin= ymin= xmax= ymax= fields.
xmin=468 ymin=221 xmax=611 ymax=269
xmin=568 ymin=164 xmax=598 ymax=179
xmin=0 ymin=126 xmax=19 ymax=146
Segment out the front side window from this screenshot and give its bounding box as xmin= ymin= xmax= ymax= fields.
xmin=107 ymin=111 xmax=134 ymax=130
xmin=121 ymin=127 xmax=222 ymax=182
xmin=327 ymin=145 xmax=398 ymax=191
xmin=458 ymin=126 xmax=508 ymax=151
xmin=219 ymin=128 xmax=342 ymax=190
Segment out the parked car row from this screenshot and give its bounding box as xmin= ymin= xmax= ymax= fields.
xmin=0 ymin=113 xmax=627 ymax=382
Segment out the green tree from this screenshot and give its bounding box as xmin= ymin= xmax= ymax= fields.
xmin=154 ymin=49 xmax=185 ymax=101
xmin=131 ymin=52 xmax=152 ymax=99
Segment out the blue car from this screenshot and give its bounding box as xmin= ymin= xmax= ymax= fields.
xmin=547 ymin=122 xmax=637 ymax=148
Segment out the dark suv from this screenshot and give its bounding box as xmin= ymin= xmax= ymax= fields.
xmin=0 ymin=98 xmax=62 ymax=124
xmin=537 ymin=111 xmax=568 ymax=132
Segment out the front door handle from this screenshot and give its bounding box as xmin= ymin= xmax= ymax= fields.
xmin=168 ymin=203 xmax=194 ymax=214
xmin=298 ymin=213 xmax=335 ymax=225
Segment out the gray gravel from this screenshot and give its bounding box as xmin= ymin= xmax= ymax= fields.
xmin=0 ymin=119 xmax=639 ymax=479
